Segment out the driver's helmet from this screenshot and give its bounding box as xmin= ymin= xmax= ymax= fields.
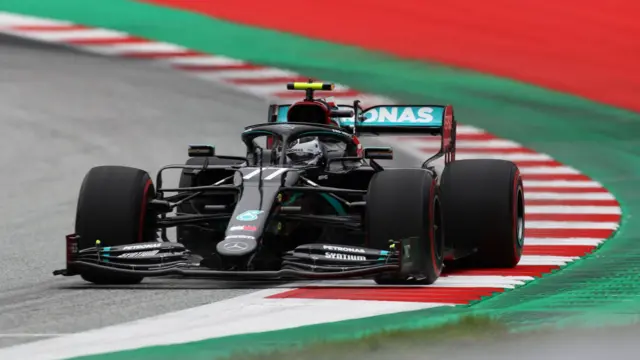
xmin=285 ymin=137 xmax=324 ymax=166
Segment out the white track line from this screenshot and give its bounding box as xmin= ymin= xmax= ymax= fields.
xmin=458 ymin=153 xmax=553 ymax=161
xmin=524 ymin=180 xmax=604 ymax=188
xmin=518 ymin=166 xmax=581 ymax=174
xmin=524 ymin=192 xmax=616 ymax=200
xmin=191 ymin=68 xmax=300 ymax=80
xmin=161 ymin=55 xmax=247 ymax=66
xmin=525 ymin=238 xmax=605 ymax=246
xmin=417 ymin=139 xmax=521 ymax=149
xmin=527 ymin=206 xmax=621 ymax=214
xmin=80 ymin=42 xmax=191 ymax=55
xmin=519 ymin=255 xmax=579 ymax=265
xmin=2 ymin=28 xmax=130 ymax=41
xmin=526 ymin=221 xmax=619 ymax=229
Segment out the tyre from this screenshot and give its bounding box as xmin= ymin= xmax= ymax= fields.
xmin=75 ymin=166 xmax=157 ymax=284
xmin=176 ymin=156 xmax=244 ymax=255
xmin=440 ymin=159 xmax=524 ymax=267
xmin=366 ymin=169 xmax=444 ymax=285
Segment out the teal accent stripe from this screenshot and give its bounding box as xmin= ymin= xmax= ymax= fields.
xmin=320 ymin=193 xmax=346 ymax=216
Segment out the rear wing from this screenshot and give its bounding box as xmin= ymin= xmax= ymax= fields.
xmin=268 ymin=102 xmax=457 ymax=163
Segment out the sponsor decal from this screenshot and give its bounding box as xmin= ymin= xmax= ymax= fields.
xmin=122 ymin=243 xmax=162 ymax=250
xmin=229 ymin=225 xmax=257 ymax=232
xmin=277 ymin=105 xmax=443 ymax=126
xmin=322 ymin=245 xmax=365 ymax=253
xmin=118 ymin=250 xmax=159 ymax=258
xmin=236 ymin=210 xmax=264 ymax=221
xmin=223 ymin=241 xmax=249 ymax=252
xmin=325 ymin=252 xmax=366 ymax=261
xmin=225 ymin=235 xmax=256 ymax=240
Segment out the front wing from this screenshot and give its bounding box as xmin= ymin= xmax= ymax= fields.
xmin=53 ymin=234 xmax=427 ymax=281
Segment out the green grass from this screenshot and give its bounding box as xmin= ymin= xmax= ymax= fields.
xmin=221 ymin=315 xmax=506 ymax=360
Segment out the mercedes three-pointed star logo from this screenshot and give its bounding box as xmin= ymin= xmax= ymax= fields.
xmin=223 ymin=241 xmax=249 ymax=252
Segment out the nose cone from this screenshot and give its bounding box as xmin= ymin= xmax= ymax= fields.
xmin=216 ymin=235 xmax=257 ymax=256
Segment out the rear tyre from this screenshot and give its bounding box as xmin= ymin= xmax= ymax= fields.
xmin=440 ymin=159 xmax=524 ymax=268
xmin=75 ymin=166 xmax=157 ymax=284
xmin=366 ymin=169 xmax=444 ymax=285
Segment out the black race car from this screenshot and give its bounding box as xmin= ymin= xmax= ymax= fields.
xmin=54 ymin=82 xmax=525 ymax=285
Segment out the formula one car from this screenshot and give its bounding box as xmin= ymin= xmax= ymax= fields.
xmin=54 ymin=82 xmax=525 ymax=285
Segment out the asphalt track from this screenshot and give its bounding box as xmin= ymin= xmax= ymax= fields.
xmin=0 ymin=34 xmax=414 ymax=349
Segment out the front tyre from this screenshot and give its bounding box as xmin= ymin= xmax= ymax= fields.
xmin=366 ymin=169 xmax=444 ymax=285
xmin=75 ymin=166 xmax=157 ymax=284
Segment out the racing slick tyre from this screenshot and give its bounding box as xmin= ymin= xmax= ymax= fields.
xmin=440 ymin=159 xmax=525 ymax=268
xmin=75 ymin=166 xmax=157 ymax=285
xmin=366 ymin=169 xmax=444 ymax=285
xmin=177 ymin=156 xmax=244 ymax=255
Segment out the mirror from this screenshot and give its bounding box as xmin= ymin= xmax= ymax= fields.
xmin=188 ymin=144 xmax=215 ymax=157
xmin=363 ymin=147 xmax=393 ymax=160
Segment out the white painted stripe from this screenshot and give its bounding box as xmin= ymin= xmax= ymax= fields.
xmin=0 ymin=12 xmax=72 ymax=26
xmin=518 ymin=166 xmax=580 ymax=174
xmin=414 ymin=139 xmax=521 ymax=149
xmin=240 ymin=83 xmax=352 ymax=96
xmin=193 ymin=68 xmax=299 ymax=80
xmin=519 ymin=255 xmax=579 ymax=265
xmin=392 ymin=125 xmax=483 ymax=136
xmin=525 ymin=238 xmax=604 ymax=246
xmin=524 ymin=192 xmax=616 ymax=200
xmin=526 ymin=221 xmax=619 ymax=229
xmin=527 ymin=205 xmax=621 ymax=214
xmin=0 ymin=289 xmax=451 ymax=360
xmin=79 ymin=42 xmax=190 ymax=55
xmin=455 ymin=125 xmax=486 ymax=134
xmin=163 ymin=55 xmax=246 ymax=66
xmin=457 ymin=153 xmax=553 ymax=161
xmin=3 ymin=28 xmax=129 ymax=42
xmin=524 ymin=180 xmax=603 ymax=188
xmin=279 ymin=276 xmax=534 ymax=289
xmin=432 ymin=275 xmax=531 ymax=288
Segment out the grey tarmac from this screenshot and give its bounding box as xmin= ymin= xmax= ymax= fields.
xmin=0 ymin=34 xmax=417 ymax=348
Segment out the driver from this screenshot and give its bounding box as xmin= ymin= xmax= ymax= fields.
xmin=275 ymin=97 xmax=351 ymax=166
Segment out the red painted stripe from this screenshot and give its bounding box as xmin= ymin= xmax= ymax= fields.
xmin=525 ymin=187 xmax=608 ymax=193
xmin=526 ymin=213 xmax=621 ymax=222
xmin=174 ymin=63 xmax=263 ymax=71
xmin=267 ymin=287 xmax=504 ymax=304
xmin=525 ymin=228 xmax=614 ymax=238
xmin=274 ymin=89 xmax=362 ymax=98
xmin=513 ymin=160 xmax=564 ymax=167
xmin=523 ymin=245 xmax=596 ymax=257
xmin=121 ymin=50 xmax=202 ymax=59
xmin=526 ymin=199 xmax=619 ymax=206
xmin=66 ymin=36 xmax=150 ymax=45
xmin=522 ymin=173 xmax=593 ymax=181
xmin=226 ymin=76 xmax=309 ymax=85
xmin=11 ymin=25 xmax=87 ymax=31
xmin=444 ymin=265 xmax=560 ymax=277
